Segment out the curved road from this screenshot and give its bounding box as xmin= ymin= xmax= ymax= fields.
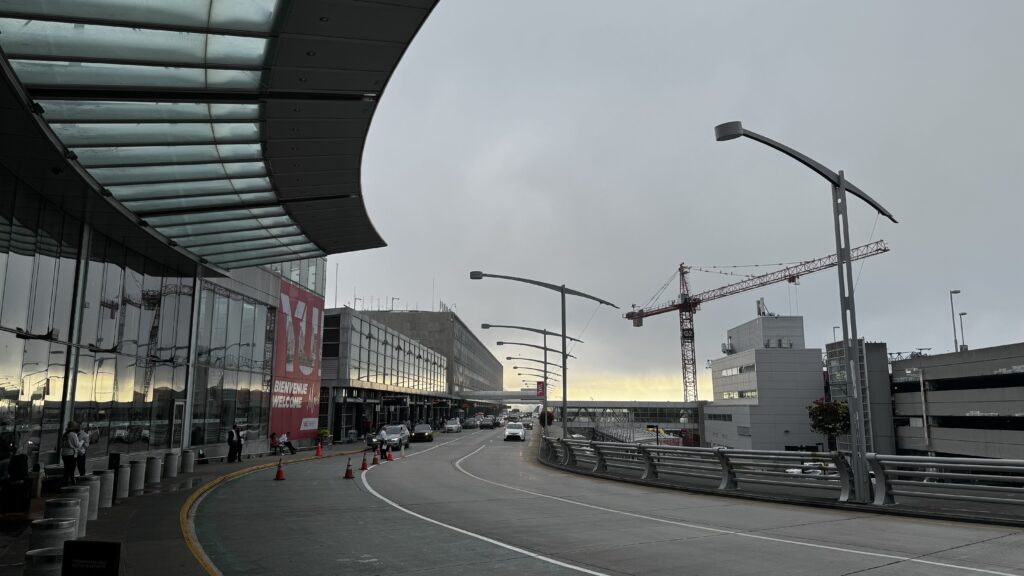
xmin=195 ymin=429 xmax=1024 ymax=575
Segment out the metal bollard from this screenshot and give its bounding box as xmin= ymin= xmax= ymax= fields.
xmin=29 ymin=518 xmax=76 ymax=551
xmin=129 ymin=460 xmax=146 ymax=494
xmin=145 ymin=456 xmax=162 ymax=485
xmin=163 ymin=452 xmax=179 ymax=478
xmin=181 ymin=450 xmax=195 ymax=474
xmin=58 ymin=487 xmax=89 ymax=538
xmin=40 ymin=500 xmax=79 ymax=541
xmin=23 ymin=547 xmax=63 ymax=576
xmin=116 ymin=465 xmax=131 ymax=500
xmin=94 ymin=470 xmax=114 ymax=508
xmin=77 ymin=475 xmax=101 ymax=521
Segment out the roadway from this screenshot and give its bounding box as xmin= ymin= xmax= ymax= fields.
xmin=194 ymin=428 xmax=1024 ymax=575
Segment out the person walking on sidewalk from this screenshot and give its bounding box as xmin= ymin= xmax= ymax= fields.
xmin=227 ymin=425 xmax=244 ymax=462
xmin=60 ymin=422 xmax=82 ymax=486
xmin=76 ymin=424 xmax=90 ymax=478
xmin=279 ymin=432 xmax=297 ymax=455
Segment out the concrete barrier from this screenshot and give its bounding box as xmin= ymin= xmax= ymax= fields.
xmin=58 ymin=486 xmax=89 ymax=538
xmin=181 ymin=449 xmax=195 ymax=474
xmin=145 ymin=456 xmax=162 ymax=485
xmin=129 ymin=460 xmax=146 ymax=494
xmin=23 ymin=547 xmax=62 ymax=575
xmin=94 ymin=470 xmax=114 ymax=508
xmin=77 ymin=475 xmax=101 ymax=520
xmin=116 ymin=464 xmax=131 ymax=499
xmin=29 ymin=518 xmax=76 ymax=551
xmin=42 ymin=499 xmax=79 ymax=537
xmin=163 ymin=451 xmax=179 ymax=478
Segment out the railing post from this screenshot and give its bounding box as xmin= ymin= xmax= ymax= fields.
xmin=715 ymin=447 xmax=737 ymax=490
xmin=866 ymin=453 xmax=895 ymax=506
xmin=540 ymin=437 xmax=555 ymax=462
xmin=640 ymin=445 xmax=657 ymax=480
xmin=560 ymin=439 xmax=578 ymax=467
xmin=830 ymin=451 xmax=853 ymax=503
xmin=592 ymin=442 xmax=607 ymax=473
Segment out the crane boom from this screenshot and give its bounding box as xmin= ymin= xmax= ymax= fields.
xmin=625 ymin=240 xmax=889 ymax=403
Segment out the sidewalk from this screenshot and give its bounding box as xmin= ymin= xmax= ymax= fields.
xmin=0 ymin=444 xmax=368 ymax=576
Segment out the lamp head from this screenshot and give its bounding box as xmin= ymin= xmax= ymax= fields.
xmin=481 ymin=323 xmax=491 ymax=329
xmin=959 ymin=312 xmax=967 ymax=316
xmin=469 ymin=271 xmax=484 ymax=280
xmin=715 ymin=121 xmax=745 ymax=141
xmin=950 ymin=289 xmax=961 ymax=294
xmin=496 ymin=341 xmax=504 ymax=346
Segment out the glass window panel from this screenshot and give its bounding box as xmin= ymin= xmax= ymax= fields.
xmin=27 ymin=207 xmax=61 ymax=335
xmin=189 ymin=235 xmax=309 ymax=256
xmin=203 ymin=367 xmax=224 ymax=444
xmin=51 ymin=122 xmax=216 ymax=147
xmin=51 ymin=214 xmax=81 ymax=343
xmin=212 ymin=122 xmax=259 ymax=141
xmin=210 ymin=0 xmax=280 ymax=33
xmin=0 ymin=187 xmax=40 ymax=330
xmin=155 ymin=215 xmax=292 ymax=238
xmin=210 ymin=292 xmax=228 ymax=367
xmin=0 ymin=0 xmax=216 ymax=30
xmin=146 ymin=206 xmax=283 ymax=227
xmin=136 ymin=260 xmax=163 ymax=360
xmin=221 ymin=369 xmax=238 ymax=427
xmin=206 ymin=243 xmax=318 ymax=264
xmin=119 ymin=253 xmax=143 ymax=358
xmin=110 ymin=176 xmax=271 ymax=201
xmin=0 ymin=20 xmax=265 ymax=66
xmin=175 ymin=225 xmax=301 ymax=247
xmin=225 ymin=295 xmax=242 ymax=370
xmin=205 ymin=69 xmax=261 ymax=90
xmin=239 ymin=301 xmax=255 ymax=370
xmin=75 ymin=144 xmax=261 ymax=168
xmin=157 ymin=277 xmax=178 ymax=361
xmin=190 ymin=365 xmax=208 ymax=445
xmin=97 ymin=240 xmax=125 ymax=350
xmin=196 ymin=288 xmax=213 ymax=365
xmin=39 ymin=100 xmax=259 ymax=122
xmin=11 ymin=60 xmax=208 ymax=90
xmin=175 ymin=277 xmax=194 ymax=362
xmin=92 ymin=162 xmax=265 ymax=186
xmin=209 ymin=104 xmax=261 ymax=120
xmin=123 ymin=190 xmax=275 ymax=213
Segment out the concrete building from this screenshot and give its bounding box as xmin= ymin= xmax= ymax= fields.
xmin=891 ymin=343 xmax=1024 ymax=459
xmin=704 ymin=313 xmax=826 ymax=450
xmin=320 ymin=308 xmax=450 ymax=441
xmin=826 ymin=340 xmax=896 ymax=454
xmin=363 ymin=310 xmax=504 ymax=396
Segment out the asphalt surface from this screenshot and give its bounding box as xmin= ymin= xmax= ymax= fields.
xmin=195 ymin=429 xmax=1024 ymax=576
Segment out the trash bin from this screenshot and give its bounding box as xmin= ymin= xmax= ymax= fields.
xmin=29 ymin=518 xmax=76 ymax=550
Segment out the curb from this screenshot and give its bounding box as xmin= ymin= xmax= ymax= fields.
xmin=180 ymin=447 xmax=367 ymax=575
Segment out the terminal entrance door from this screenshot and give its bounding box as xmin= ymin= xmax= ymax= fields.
xmin=170 ymin=400 xmax=186 ymax=450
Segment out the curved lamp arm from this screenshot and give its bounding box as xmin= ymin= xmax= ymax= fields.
xmin=715 ymin=121 xmax=897 ymax=224
xmin=470 ymin=272 xmax=618 ymax=309
xmin=482 ymin=323 xmax=583 ymax=344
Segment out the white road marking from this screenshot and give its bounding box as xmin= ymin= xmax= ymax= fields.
xmin=361 ymin=464 xmax=609 ymax=575
xmin=455 ymin=446 xmax=1022 ymax=576
xmin=403 ymin=430 xmax=481 ymax=458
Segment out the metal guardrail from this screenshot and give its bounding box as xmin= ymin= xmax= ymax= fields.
xmin=540 ymin=437 xmax=1024 ymax=520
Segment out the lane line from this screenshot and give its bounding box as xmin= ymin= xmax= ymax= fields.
xmin=403 ymin=430 xmax=481 ymax=458
xmin=455 ymin=446 xmax=1022 ymax=576
xmin=361 ymin=463 xmax=610 ymax=575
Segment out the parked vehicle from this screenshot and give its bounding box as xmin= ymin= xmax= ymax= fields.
xmin=463 ymin=418 xmax=479 ymax=429
xmin=504 ymin=422 xmax=526 ymax=441
xmin=411 ymin=424 xmax=434 ymax=442
xmin=444 ymin=418 xmax=462 ymax=433
xmin=521 ymin=420 xmax=533 ymax=430
xmin=480 ymin=417 xmax=495 ymax=429
xmin=379 ymin=425 xmax=410 ymax=449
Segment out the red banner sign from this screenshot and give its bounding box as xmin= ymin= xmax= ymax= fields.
xmin=536 ymin=382 xmax=545 ymax=397
xmin=270 ymin=279 xmax=324 ymax=441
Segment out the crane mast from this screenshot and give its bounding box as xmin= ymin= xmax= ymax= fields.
xmin=626 ymin=240 xmax=889 ymax=403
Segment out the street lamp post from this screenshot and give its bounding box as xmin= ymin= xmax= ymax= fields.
xmin=471 ymin=272 xmax=617 ymax=438
xmin=959 ymin=312 xmax=968 ymax=351
xmin=949 ymin=290 xmax=961 ymax=352
xmin=715 ymin=121 xmax=897 ymax=503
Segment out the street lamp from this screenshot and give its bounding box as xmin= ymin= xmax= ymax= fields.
xmin=472 ymin=271 xmax=617 ymax=437
xmin=949 ymin=290 xmax=961 ymax=352
xmin=506 ymin=356 xmax=563 ymax=369
xmin=484 ymin=323 xmax=580 ymax=422
xmin=959 ymin=312 xmax=968 ymax=351
xmin=715 ymin=121 xmax=897 ymax=503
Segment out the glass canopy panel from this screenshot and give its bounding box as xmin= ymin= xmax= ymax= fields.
xmin=155 ymin=214 xmax=293 ymax=237
xmin=123 ymin=191 xmax=276 ymax=213
xmin=0 ymin=0 xmax=281 ymax=33
xmin=108 ymin=177 xmax=271 ymax=200
xmin=146 ymin=206 xmax=286 ymax=227
xmin=206 ymin=242 xmax=321 ymax=264
xmin=38 ymin=100 xmax=259 ymax=122
xmin=74 ymin=144 xmax=262 ymax=167
xmin=10 ymin=60 xmax=207 ymax=89
xmin=0 ymin=19 xmax=266 ymax=67
xmin=50 ymin=122 xmax=259 ymax=147
xmin=217 ymin=250 xmax=325 ymax=269
xmin=89 ymin=162 xmax=266 ymax=186
xmin=205 ymin=69 xmax=262 ymax=90
xmin=190 ymin=235 xmax=312 ymax=257
xmin=174 ymin=225 xmax=303 ymax=248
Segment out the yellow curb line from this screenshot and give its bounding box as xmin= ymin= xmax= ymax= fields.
xmin=179 ymin=448 xmax=367 ymax=576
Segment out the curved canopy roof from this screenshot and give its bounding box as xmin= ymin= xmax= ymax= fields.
xmin=0 ymin=0 xmax=437 ymax=270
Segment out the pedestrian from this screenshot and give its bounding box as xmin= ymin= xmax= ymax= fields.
xmin=76 ymin=424 xmax=90 ymax=478
xmin=270 ymin=432 xmax=281 ymax=456
xmin=227 ymin=425 xmax=243 ymax=462
xmin=279 ymin=432 xmax=297 ymax=455
xmin=377 ymin=426 xmax=388 ymax=459
xmin=60 ymin=422 xmax=82 ymax=486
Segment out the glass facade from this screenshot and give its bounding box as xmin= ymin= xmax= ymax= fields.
xmin=343 ymin=313 xmax=447 ymax=394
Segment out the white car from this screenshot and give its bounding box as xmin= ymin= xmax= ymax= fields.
xmin=444 ymin=418 xmax=462 ymax=433
xmin=504 ymin=422 xmax=526 ymax=441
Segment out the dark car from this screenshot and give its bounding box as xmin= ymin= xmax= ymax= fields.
xmin=463 ymin=418 xmax=479 ymax=429
xmin=480 ymin=417 xmax=495 ymax=429
xmin=521 ymin=419 xmax=533 ymax=430
xmin=411 ymin=424 xmax=434 ymax=442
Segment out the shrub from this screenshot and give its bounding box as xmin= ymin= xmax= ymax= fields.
xmin=807 ymin=399 xmax=850 ymax=437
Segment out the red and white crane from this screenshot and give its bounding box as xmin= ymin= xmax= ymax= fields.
xmin=624 ymin=240 xmax=889 ymax=403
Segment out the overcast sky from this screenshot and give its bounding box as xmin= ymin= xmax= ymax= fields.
xmin=327 ymin=0 xmax=1024 ymax=402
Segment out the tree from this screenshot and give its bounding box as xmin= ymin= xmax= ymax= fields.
xmin=807 ymin=398 xmax=850 ymax=441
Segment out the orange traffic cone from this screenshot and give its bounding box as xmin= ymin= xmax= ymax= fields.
xmin=344 ymin=458 xmax=354 ymax=479
xmin=360 ymin=451 xmax=369 ymax=471
xmin=274 ymin=459 xmax=285 ymax=481
xmin=315 ymin=443 xmax=323 ymax=458
xmin=386 ymin=446 xmax=393 ymax=461
xmin=371 ymin=446 xmax=380 ymax=465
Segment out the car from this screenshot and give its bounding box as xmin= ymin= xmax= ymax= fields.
xmin=379 ymin=425 xmax=410 ymax=450
xmin=480 ymin=417 xmax=495 ymax=429
xmin=504 ymin=422 xmax=526 ymax=441
xmin=521 ymin=420 xmax=533 ymax=430
xmin=444 ymin=418 xmax=462 ymax=433
xmin=411 ymin=424 xmax=434 ymax=442
xmin=463 ymin=418 xmax=479 ymax=429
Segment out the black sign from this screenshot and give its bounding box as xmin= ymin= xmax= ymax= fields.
xmin=381 ymin=396 xmax=408 ymax=407
xmin=63 ymin=540 xmax=120 ymax=575
xmin=682 ymin=329 xmax=695 ymax=339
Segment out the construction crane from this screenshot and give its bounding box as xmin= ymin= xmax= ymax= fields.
xmin=625 ymin=240 xmax=889 ymax=403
